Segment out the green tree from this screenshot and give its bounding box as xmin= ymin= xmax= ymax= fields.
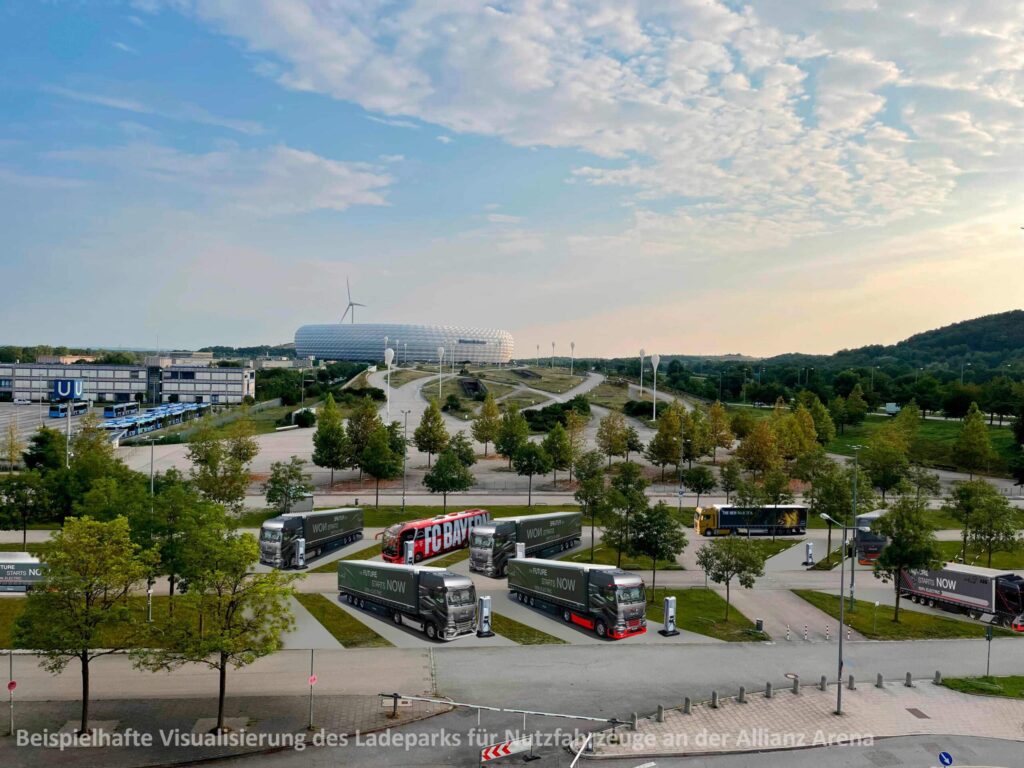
xmin=694 ymin=538 xmax=766 ymax=621
xmin=845 ymin=384 xmax=869 ymax=426
xmin=624 ymin=426 xmax=644 ymax=462
xmin=0 ymin=471 xmax=50 ymax=548
xmin=952 ymin=402 xmax=995 ymax=478
xmin=762 ymin=468 xmax=794 ymax=507
xmin=808 ymin=460 xmax=876 ymax=557
xmin=718 ymin=461 xmax=742 ymax=503
xmin=729 ymin=409 xmax=756 ymax=439
xmin=187 ymin=417 xmax=259 ymax=513
xmin=645 ymin=403 xmax=682 ymax=480
xmin=596 ymin=410 xmax=628 ymax=467
xmin=447 ymin=431 xmax=477 ymax=468
xmin=968 ymin=490 xmax=1021 ymax=567
xmin=413 ymin=399 xmax=450 ymax=467
xmin=471 ymin=392 xmax=501 ymax=457
xmin=807 ymin=396 xmax=836 ymax=445
xmin=360 ymin=426 xmax=403 ymax=508
xmin=682 ymin=465 xmax=716 ymax=507
xmin=627 ymin=501 xmax=687 ymax=599
xmin=22 ymin=426 xmax=65 ymax=471
xmin=573 ymin=450 xmax=606 ymax=562
xmin=14 ymin=517 xmax=155 ymax=735
xmin=681 ymin=408 xmax=712 ymax=466
xmin=495 ymin=406 xmax=530 ymax=469
xmin=422 ymin=449 xmax=474 ymax=512
xmin=312 ymin=393 xmax=350 ymax=485
xmin=263 ymin=456 xmax=313 ymax=514
xmin=512 ymin=443 xmax=552 ymax=507
xmin=901 ymin=463 xmax=941 ymax=504
xmin=861 ymin=429 xmax=909 ymax=503
xmin=828 ymin=395 xmax=847 ymax=436
xmin=872 ymin=497 xmax=941 ymax=621
xmin=3 ymin=422 xmax=25 ymax=473
xmin=604 ymin=462 xmax=649 ymax=567
xmin=541 ymin=422 xmax=572 ymax=486
xmin=735 ymin=419 xmax=781 ymax=478
xmin=707 ymin=401 xmax=734 ymax=463
xmin=345 ymin=397 xmax=383 ymax=478
xmin=564 ymin=410 xmax=588 ymax=482
xmin=136 ymin=533 xmax=296 ymax=733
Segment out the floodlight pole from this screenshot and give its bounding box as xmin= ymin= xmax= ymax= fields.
xmin=651 ymin=354 xmax=661 ymax=421
xmin=570 ymin=342 xmax=575 ymax=377
xmin=639 ymin=349 xmax=645 ymax=397
xmin=437 ymin=347 xmax=445 ymax=400
xmin=401 ymin=410 xmax=411 ymax=514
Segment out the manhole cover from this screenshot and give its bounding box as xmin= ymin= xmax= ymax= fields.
xmin=906 ymin=707 xmax=930 ymax=720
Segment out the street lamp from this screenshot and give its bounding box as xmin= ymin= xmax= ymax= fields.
xmin=535 ymin=344 xmax=540 ymax=368
xmin=639 ymin=349 xmax=646 ymax=397
xmin=384 ymin=335 xmax=389 ymax=362
xmin=384 ymin=348 xmax=395 ymax=420
xmin=437 ymin=347 xmax=445 ymax=400
xmin=651 ymin=354 xmax=661 ymax=421
xmin=400 ymin=409 xmax=411 ymax=514
xmin=960 ymin=360 xmax=971 ymax=385
xmin=570 ymin=341 xmax=575 ymax=377
xmin=551 ymin=341 xmax=555 ymax=369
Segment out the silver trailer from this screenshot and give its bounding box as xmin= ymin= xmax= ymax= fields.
xmin=469 ymin=511 xmax=582 ymax=577
xmin=507 ymin=558 xmax=647 ymax=639
xmin=337 ymin=560 xmax=477 ymax=641
xmin=260 ymin=507 xmax=363 ymax=568
xmin=901 ymin=563 xmax=1024 ymax=626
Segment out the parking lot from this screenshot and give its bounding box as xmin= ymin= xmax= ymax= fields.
xmin=0 ymin=399 xmax=97 ymax=444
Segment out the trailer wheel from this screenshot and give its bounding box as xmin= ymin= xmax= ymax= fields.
xmin=595 ymin=620 xmax=607 ymax=638
xmin=357 ymin=598 xmax=365 ymax=609
xmin=563 ymin=610 xmax=572 ymax=623
xmin=927 ymin=599 xmax=936 ymax=608
xmin=970 ymin=611 xmax=982 ymax=620
xmin=392 ymin=611 xmax=402 ymax=625
xmin=528 ymin=596 xmax=535 ymax=608
xmin=425 ymin=623 xmax=438 ymax=640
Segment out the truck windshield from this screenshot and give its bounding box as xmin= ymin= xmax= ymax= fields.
xmin=446 ymin=588 xmax=476 ymax=607
xmin=616 ymin=586 xmax=645 ymax=604
xmin=260 ymin=529 xmax=282 ymax=543
xmin=471 ymin=534 xmax=492 ymax=548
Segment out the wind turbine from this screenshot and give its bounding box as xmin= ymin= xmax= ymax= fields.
xmin=339 ymin=277 xmax=366 ymax=324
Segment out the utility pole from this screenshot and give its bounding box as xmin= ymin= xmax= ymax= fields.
xmin=401 ymin=410 xmax=411 ymax=514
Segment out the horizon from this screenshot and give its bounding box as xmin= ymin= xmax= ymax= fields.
xmin=2 ymin=3 xmax=1023 ymax=357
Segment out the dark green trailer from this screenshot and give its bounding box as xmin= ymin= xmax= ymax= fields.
xmin=507 ymin=558 xmax=647 ymax=640
xmin=260 ymin=507 xmax=363 ymax=568
xmin=337 ymin=560 xmax=477 ymax=641
xmin=469 ymin=511 xmax=582 ymax=577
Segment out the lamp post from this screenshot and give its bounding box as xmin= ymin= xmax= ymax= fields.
xmin=384 ymin=336 xmax=389 ymax=362
xmin=718 ymin=371 xmax=723 ymax=401
xmin=639 ymin=349 xmax=645 ymax=397
xmin=570 ymin=341 xmax=575 ymax=377
xmin=849 ymin=446 xmax=864 ymax=611
xmin=437 ymin=347 xmax=445 ymax=400
xmin=651 ymin=354 xmax=661 ymax=421
xmin=551 ymin=341 xmax=555 ymax=369
xmin=400 ymin=409 xmax=411 ymax=514
xmin=384 ymin=348 xmax=395 ymax=420
xmin=403 ymin=342 xmax=407 ymax=366
xmin=960 ymin=360 xmax=971 ymax=385
xmin=535 ymin=344 xmax=540 ymax=368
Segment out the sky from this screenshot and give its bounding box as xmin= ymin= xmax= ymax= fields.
xmin=1 ymin=1 xmax=1022 ymax=358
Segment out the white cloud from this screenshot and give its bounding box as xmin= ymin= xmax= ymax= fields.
xmin=378 ymin=154 xmax=404 ymax=163
xmin=111 ymin=41 xmax=140 ymax=55
xmin=486 ymin=213 xmax=523 ymax=224
xmin=436 ymin=135 xmax=453 ymax=144
xmin=48 ymin=143 xmax=393 ymax=214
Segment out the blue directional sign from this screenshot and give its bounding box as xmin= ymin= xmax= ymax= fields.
xmin=938 ymin=751 xmax=953 ymax=766
xmin=52 ymin=379 xmax=84 ymax=400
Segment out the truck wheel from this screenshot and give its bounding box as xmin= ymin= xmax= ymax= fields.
xmin=393 ymin=611 xmax=402 ymax=625
xmin=357 ymin=598 xmax=365 ymax=609
xmin=927 ymin=599 xmax=936 ymax=608
xmin=425 ymin=623 xmax=438 ymax=640
xmin=414 ymin=553 xmax=422 ymax=563
xmin=528 ymin=596 xmax=535 ymax=608
xmin=595 ymin=620 xmax=608 ymax=638
xmin=563 ymin=610 xmax=572 ymax=623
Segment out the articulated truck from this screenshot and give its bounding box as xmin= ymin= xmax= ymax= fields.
xmin=380 ymin=508 xmax=491 ymax=563
xmin=901 ymin=563 xmax=1024 ymax=629
xmin=507 ymin=558 xmax=647 ymax=639
xmin=260 ymin=507 xmax=363 ymax=568
xmin=337 ymin=560 xmax=477 ymax=641
xmin=469 ymin=511 xmax=582 ymax=577
xmin=694 ymin=505 xmax=807 ymax=536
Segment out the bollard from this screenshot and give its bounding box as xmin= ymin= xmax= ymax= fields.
xmin=765 ymin=682 xmax=773 ymax=699
xmin=876 ymin=673 xmax=884 ymax=689
xmin=786 ymin=624 xmax=791 ymax=641
xmin=847 ymin=626 xmax=851 ymax=641
xmin=656 ymin=705 xmax=665 ymax=723
xmin=683 ymin=697 xmax=692 ymax=714
xmin=792 ymin=676 xmax=800 ymax=695
xmin=933 ymin=671 xmax=942 ymax=685
xmin=631 ymin=712 xmax=638 ymax=731
xmin=848 ymin=675 xmax=856 ymax=691
xmin=825 ymin=625 xmax=830 ymax=642
xmin=711 ymin=691 xmax=719 ymax=709
xmin=905 ymin=673 xmax=914 ymax=688
xmin=738 ymin=686 xmax=746 ymax=703
xmin=820 ymin=675 xmax=827 ymax=691
xmin=803 ymin=624 xmax=808 ymax=641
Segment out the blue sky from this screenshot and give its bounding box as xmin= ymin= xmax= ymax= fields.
xmin=2 ymin=1 xmax=1022 ymax=357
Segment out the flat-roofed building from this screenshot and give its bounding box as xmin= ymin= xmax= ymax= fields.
xmin=0 ymin=363 xmax=147 ymax=403
xmin=158 ymin=365 xmax=255 ymax=405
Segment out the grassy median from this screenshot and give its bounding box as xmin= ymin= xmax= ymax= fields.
xmin=294 ymin=593 xmax=392 ymax=648
xmin=943 ymin=676 xmax=1024 ymax=699
xmin=646 ymin=588 xmax=765 ymax=642
xmin=309 ymin=542 xmax=382 ymax=573
xmin=565 ymin=544 xmax=683 ymax=571
xmin=935 ymin=540 xmax=1024 ymax=570
xmin=426 ymin=549 xmax=470 ymax=569
xmin=792 ymin=589 xmax=1018 ymax=640
xmin=490 ymin=613 xmax=566 ymax=645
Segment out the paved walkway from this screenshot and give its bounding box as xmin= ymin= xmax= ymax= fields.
xmin=580 ymin=678 xmax=1024 ymax=759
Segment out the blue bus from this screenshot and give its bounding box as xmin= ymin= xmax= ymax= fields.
xmin=103 ymin=402 xmax=140 ymax=418
xmin=49 ymin=401 xmax=89 ymax=418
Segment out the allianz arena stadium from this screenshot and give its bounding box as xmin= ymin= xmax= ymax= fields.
xmin=294 ymin=323 xmax=514 ymax=364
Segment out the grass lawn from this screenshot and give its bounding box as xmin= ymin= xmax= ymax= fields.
xmin=490 ymin=612 xmax=566 ymax=645
xmin=755 ymin=539 xmax=801 ymax=558
xmin=792 ymin=589 xmax=1018 ymax=640
xmin=645 ymin=588 xmax=765 ymax=642
xmin=426 ymin=549 xmax=470 ymax=569
xmin=0 ymin=598 xmax=23 ymax=647
xmin=0 ymin=543 xmax=50 ymax=555
xmin=308 ymin=542 xmax=382 ymax=573
xmin=935 ymin=540 xmax=1024 ymax=570
xmin=827 ymin=414 xmax=1017 ymax=475
xmin=564 ymin=543 xmax=683 ymax=571
xmin=809 ymin=548 xmax=846 ymax=570
xmin=478 ymin=367 xmax=583 ymax=395
xmin=388 ymin=369 xmax=431 ymax=388
xmin=499 ymin=394 xmax=552 ymax=411
xmin=585 ymin=381 xmax=632 ymax=411
xmin=294 ymin=593 xmax=391 ymax=648
xmin=943 ymin=676 xmax=1024 ymax=699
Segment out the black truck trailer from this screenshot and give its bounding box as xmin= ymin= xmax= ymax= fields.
xmin=901 ymin=563 xmax=1024 ymax=628
xmin=469 ymin=511 xmax=582 ymax=577
xmin=260 ymin=507 xmax=363 ymax=568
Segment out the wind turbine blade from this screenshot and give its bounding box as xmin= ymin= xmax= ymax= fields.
xmin=352 ymin=302 xmax=366 ymax=307
xmin=340 ymin=305 xmax=351 ymax=324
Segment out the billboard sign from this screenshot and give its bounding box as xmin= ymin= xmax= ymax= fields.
xmin=52 ymin=379 xmax=84 ymax=400
xmin=0 ymin=555 xmax=45 ymax=591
